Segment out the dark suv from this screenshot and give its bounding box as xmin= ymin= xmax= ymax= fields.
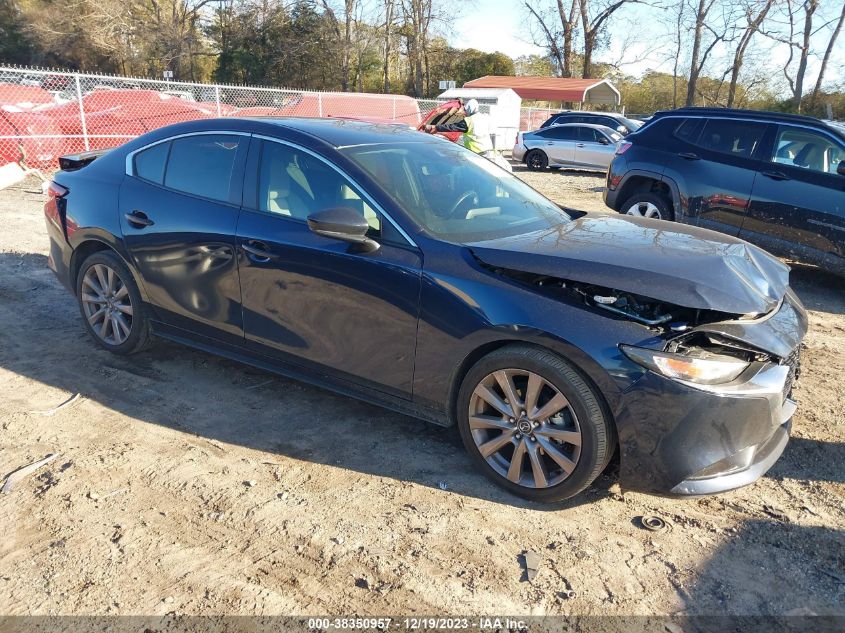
xmin=541 ymin=111 xmax=643 ymax=135
xmin=604 ymin=107 xmax=845 ymax=275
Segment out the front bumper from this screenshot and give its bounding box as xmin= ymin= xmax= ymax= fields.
xmin=615 ymin=327 xmax=802 ymax=496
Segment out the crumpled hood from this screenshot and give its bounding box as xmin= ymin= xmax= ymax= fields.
xmin=468 ymin=214 xmax=790 ymax=315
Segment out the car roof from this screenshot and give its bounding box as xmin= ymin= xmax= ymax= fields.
xmin=550 ymin=111 xmax=624 ymax=118
xmin=246 ymin=116 xmax=434 ymax=148
xmin=532 ymin=122 xmax=615 ymax=132
xmin=649 ymin=107 xmax=845 ymax=140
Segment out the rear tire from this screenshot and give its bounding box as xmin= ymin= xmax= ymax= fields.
xmin=620 ymin=192 xmax=674 ymax=221
xmin=456 ymin=345 xmax=614 ymax=502
xmin=525 ymin=149 xmax=548 ymax=171
xmin=76 ymin=251 xmax=151 ymax=355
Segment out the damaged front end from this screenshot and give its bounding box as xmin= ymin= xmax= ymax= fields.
xmin=473 ymin=249 xmax=807 ymax=496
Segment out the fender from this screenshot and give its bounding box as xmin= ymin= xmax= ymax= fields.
xmin=442 ymin=327 xmax=625 ymax=428
xmin=658 ymin=174 xmax=688 ymax=222
xmin=67 ymin=230 xmax=152 ymax=303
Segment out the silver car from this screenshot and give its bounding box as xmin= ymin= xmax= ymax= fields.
xmin=513 ymin=123 xmax=623 ymax=172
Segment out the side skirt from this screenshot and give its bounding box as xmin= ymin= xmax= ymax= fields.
xmin=150 ymin=322 xmax=451 ymax=427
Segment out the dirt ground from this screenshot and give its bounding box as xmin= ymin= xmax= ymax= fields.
xmin=0 ymin=167 xmax=843 ymax=620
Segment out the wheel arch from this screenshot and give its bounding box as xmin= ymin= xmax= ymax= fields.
xmin=446 ymin=337 xmax=620 ymax=447
xmin=613 ymin=169 xmax=684 ymax=214
xmin=69 ymin=238 xmax=149 ymax=302
xmin=524 ymin=147 xmax=548 ymax=168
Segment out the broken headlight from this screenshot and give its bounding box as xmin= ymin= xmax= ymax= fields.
xmin=620 ymin=345 xmax=749 ymax=385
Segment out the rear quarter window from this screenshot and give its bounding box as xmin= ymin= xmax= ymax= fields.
xmin=133 ymin=142 xmax=170 ymax=184
xmin=672 ymin=118 xmax=702 ymax=144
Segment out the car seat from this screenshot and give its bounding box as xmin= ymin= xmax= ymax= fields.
xmin=264 ymin=155 xmax=311 ymax=219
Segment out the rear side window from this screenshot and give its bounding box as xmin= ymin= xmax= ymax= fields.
xmin=673 ymin=118 xmax=702 ymax=143
xmin=696 ymin=119 xmax=767 ymax=158
xmin=164 ymin=134 xmax=243 ymax=203
xmin=541 ymin=126 xmax=578 ymax=141
xmin=134 ymin=142 xmax=170 ymax=184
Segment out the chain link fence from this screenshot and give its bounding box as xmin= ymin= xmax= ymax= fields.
xmin=0 ymin=66 xmax=477 ymax=171
xmin=520 ymin=107 xmax=556 ymax=132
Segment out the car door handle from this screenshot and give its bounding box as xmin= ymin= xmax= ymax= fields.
xmin=241 ymin=241 xmax=277 ymax=262
xmin=678 ymin=152 xmax=700 ymax=161
xmin=124 ymin=210 xmax=154 ymax=228
xmin=762 ymin=170 xmax=790 ymax=181
xmin=576 ymin=143 xmax=585 ymax=147
xmin=545 ymin=142 xmax=554 ymax=146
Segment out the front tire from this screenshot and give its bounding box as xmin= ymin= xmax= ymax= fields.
xmin=76 ymin=251 xmax=151 ymax=355
xmin=525 ymin=149 xmax=548 ymax=171
xmin=456 ymin=346 xmax=614 ymax=502
xmin=620 ymin=192 xmax=673 ymax=220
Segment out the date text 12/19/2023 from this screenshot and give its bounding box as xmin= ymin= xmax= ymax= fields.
xmin=307 ymin=617 xmax=528 ymax=630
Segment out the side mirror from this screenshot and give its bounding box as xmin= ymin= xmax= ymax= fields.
xmin=838 ymin=162 xmax=845 ymax=176
xmin=599 ymin=137 xmax=610 ymax=145
xmin=307 ymin=206 xmax=379 ymax=253
xmin=616 ymin=125 xmax=628 ymax=134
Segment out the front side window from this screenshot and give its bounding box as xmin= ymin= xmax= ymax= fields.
xmin=257 ymin=141 xmax=381 ymax=234
xmin=164 ymin=134 xmax=242 ymax=203
xmin=341 ymin=141 xmax=571 ymax=242
xmin=578 ymin=127 xmax=605 ymax=143
xmin=772 ymin=126 xmax=845 ymax=174
xmin=696 ymin=119 xmax=767 ymax=158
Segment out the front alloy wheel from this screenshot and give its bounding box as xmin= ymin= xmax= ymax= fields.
xmin=457 ymin=346 xmax=614 ymax=502
xmin=81 ymin=263 xmax=133 ymax=345
xmin=468 ymin=369 xmax=582 ymax=489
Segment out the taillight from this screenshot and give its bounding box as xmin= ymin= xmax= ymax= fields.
xmin=47 ymin=181 xmax=68 ymax=198
xmin=616 ymin=141 xmax=633 ymax=156
xmin=516 ymin=132 xmax=523 ymax=145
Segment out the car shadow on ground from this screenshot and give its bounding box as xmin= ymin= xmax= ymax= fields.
xmin=0 ymin=252 xmax=614 ymax=511
xmin=787 ymin=263 xmax=845 ymax=316
xmin=676 ymin=518 xmax=844 ymax=617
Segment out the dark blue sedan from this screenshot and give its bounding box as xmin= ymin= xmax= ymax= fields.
xmin=44 ymin=118 xmax=806 ymax=502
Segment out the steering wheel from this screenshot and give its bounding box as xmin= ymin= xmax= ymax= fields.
xmin=446 ymin=190 xmax=479 ymax=219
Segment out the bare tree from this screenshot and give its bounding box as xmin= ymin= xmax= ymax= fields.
xmin=811 ymin=0 xmax=845 ymax=101
xmin=685 ymin=0 xmax=734 ymax=106
xmin=382 ymin=0 xmax=395 ymax=92
xmin=726 ymin=0 xmax=774 ymax=107
xmin=320 ymin=0 xmax=358 ymax=91
xmin=524 ymin=2 xmax=570 ymax=76
xmin=579 ymin=0 xmax=643 ymax=78
xmin=526 ymin=0 xmax=640 ymax=78
xmin=557 ymin=0 xmax=580 ymax=77
xmin=672 ymin=0 xmax=685 ymax=107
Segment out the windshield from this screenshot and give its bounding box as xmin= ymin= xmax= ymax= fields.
xmin=340 ymin=141 xmax=571 ymax=242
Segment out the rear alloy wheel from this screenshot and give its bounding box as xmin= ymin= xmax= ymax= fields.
xmin=76 ymin=251 xmax=151 ymax=354
xmin=457 ymin=346 xmax=614 ymax=502
xmin=621 ymin=192 xmax=673 ymax=220
xmin=525 ymin=149 xmax=548 ymax=171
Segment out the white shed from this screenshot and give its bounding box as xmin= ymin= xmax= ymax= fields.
xmin=436 ymin=87 xmax=522 ymax=150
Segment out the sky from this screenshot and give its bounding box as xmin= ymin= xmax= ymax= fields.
xmin=449 ymin=0 xmax=844 ymax=93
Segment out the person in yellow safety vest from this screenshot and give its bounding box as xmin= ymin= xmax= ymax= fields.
xmin=424 ymin=98 xmax=493 ymax=156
